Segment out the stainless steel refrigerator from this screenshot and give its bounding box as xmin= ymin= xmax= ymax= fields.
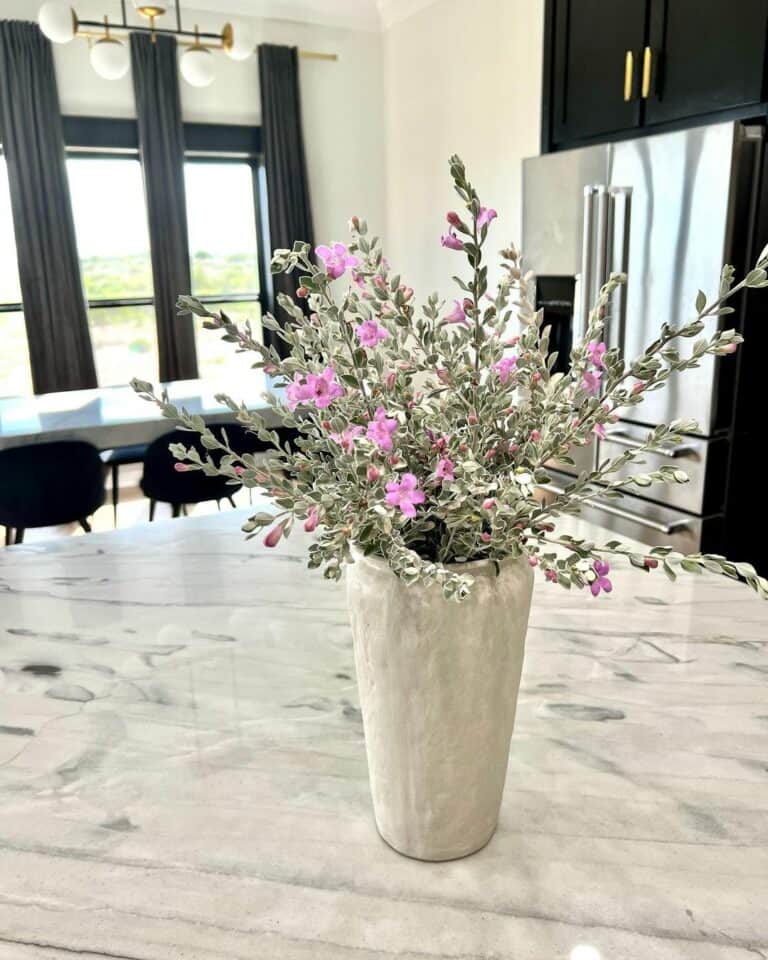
xmin=522 ymin=120 xmax=765 ymax=558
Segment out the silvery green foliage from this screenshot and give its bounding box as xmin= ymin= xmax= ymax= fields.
xmin=132 ymin=157 xmax=768 ymax=602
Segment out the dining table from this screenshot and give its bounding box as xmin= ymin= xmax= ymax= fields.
xmin=0 ymin=510 xmax=766 ymax=959
xmin=0 ymin=377 xmax=279 ymax=453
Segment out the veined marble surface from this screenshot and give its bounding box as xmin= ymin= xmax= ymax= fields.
xmin=0 ymin=512 xmax=766 ymax=960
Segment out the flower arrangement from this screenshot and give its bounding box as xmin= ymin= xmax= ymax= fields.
xmin=132 ymin=157 xmax=768 ymax=602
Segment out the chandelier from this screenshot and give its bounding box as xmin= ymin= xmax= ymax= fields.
xmin=37 ymin=2 xmax=257 ymax=87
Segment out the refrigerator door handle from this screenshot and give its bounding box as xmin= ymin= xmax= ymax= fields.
xmin=607 ymin=187 xmax=632 ymax=352
xmin=577 ymin=185 xmax=597 ymax=342
xmin=539 ymin=482 xmax=693 ymax=534
xmin=593 ymin=185 xmax=609 ymax=300
xmin=604 ymin=428 xmax=699 ymax=458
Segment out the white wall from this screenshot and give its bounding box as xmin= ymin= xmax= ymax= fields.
xmin=0 ymin=0 xmax=385 ymax=244
xmin=382 ymin=0 xmax=544 ymax=300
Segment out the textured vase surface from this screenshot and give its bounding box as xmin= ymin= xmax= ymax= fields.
xmin=346 ymin=549 xmax=534 ymax=861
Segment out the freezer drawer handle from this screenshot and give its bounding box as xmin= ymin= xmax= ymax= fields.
xmin=539 ymin=482 xmax=693 ymax=535
xmin=604 ymin=430 xmax=699 ymax=459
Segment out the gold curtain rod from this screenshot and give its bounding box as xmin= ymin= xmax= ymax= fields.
xmin=75 ymin=29 xmax=337 ymax=61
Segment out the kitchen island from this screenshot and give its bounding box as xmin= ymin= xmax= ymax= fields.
xmin=0 ymin=512 xmax=766 ymax=959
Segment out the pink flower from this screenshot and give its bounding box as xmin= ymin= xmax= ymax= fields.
xmin=385 ymin=473 xmax=425 ymax=519
xmin=581 ymin=370 xmax=603 ymax=395
xmin=366 ymin=406 xmax=398 ymax=451
xmin=285 ymin=373 xmax=314 ymax=410
xmin=440 ymin=229 xmax=464 ymax=251
xmin=587 ymin=340 xmax=607 ymax=368
xmin=477 ymin=206 xmax=497 ymax=228
xmin=355 ymin=320 xmax=390 ymax=347
xmin=263 ymin=522 xmax=285 ymax=548
xmin=303 ymin=509 xmax=319 ymax=533
xmin=590 ymin=559 xmax=612 ymax=597
xmin=306 ymin=366 xmax=345 ymax=409
xmin=482 ymin=498 xmax=496 ymax=510
xmin=442 ymin=299 xmax=469 ymax=326
xmin=315 ymin=242 xmax=360 ymax=280
xmin=544 ymin=568 xmax=558 ymax=583
xmin=350 ymin=269 xmax=366 ymax=290
xmin=492 ymin=356 xmax=518 ymax=383
xmin=435 ymin=457 xmax=455 ymax=483
xmin=330 ymin=424 xmax=364 ymax=452
xmin=366 ymin=464 xmax=380 ymax=482
xmin=593 ymin=422 xmax=607 ymax=440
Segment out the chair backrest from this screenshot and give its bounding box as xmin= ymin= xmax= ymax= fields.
xmin=0 ymin=440 xmax=105 ymax=529
xmin=139 ymin=423 xmax=272 ymax=506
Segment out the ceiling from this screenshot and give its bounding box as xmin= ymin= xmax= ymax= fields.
xmin=185 ymin=0 xmax=439 ymax=31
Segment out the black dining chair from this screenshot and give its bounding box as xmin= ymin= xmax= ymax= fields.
xmin=100 ymin=443 xmax=151 ymax=526
xmin=0 ymin=440 xmax=106 ymax=545
xmin=140 ymin=423 xmax=285 ymax=520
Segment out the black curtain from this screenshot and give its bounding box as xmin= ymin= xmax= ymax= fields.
xmin=0 ymin=20 xmax=97 ymax=394
xmin=258 ymin=44 xmax=314 ymax=357
xmin=130 ymin=33 xmax=198 ymax=382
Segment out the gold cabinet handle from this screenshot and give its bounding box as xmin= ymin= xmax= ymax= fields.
xmin=623 ymin=49 xmax=634 ymax=101
xmin=641 ymin=46 xmax=653 ymax=98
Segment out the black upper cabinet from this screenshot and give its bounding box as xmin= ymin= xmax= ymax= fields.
xmin=544 ymin=0 xmax=768 ymax=151
xmin=645 ymin=0 xmax=768 ymax=126
xmin=551 ymin=0 xmax=647 ymax=143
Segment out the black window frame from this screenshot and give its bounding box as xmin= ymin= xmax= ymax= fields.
xmin=1 ymin=117 xmax=270 ymax=322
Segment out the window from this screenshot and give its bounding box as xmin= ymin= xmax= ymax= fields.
xmin=185 ymin=160 xmax=264 ymax=381
xmin=0 ymin=157 xmax=33 ymax=397
xmin=67 ymin=156 xmax=158 ymax=388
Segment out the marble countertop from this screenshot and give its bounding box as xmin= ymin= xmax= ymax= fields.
xmin=0 ymin=378 xmax=278 ymax=451
xmin=0 ymin=512 xmax=766 ymax=959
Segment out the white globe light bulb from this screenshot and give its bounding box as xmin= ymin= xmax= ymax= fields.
xmin=90 ymin=37 xmax=130 ymax=80
xmin=223 ymin=19 xmax=255 ymax=61
xmin=180 ymin=46 xmax=216 ymax=88
xmin=38 ymin=1 xmax=77 ymax=44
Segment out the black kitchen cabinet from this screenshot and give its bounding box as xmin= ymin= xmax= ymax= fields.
xmin=645 ymin=0 xmax=768 ymax=126
xmin=543 ymin=0 xmax=768 ymax=151
xmin=550 ymin=0 xmax=647 ymax=143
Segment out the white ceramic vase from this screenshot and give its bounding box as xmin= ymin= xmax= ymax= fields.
xmin=346 ymin=549 xmax=534 ymax=861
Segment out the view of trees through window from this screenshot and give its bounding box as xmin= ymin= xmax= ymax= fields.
xmin=0 ymin=150 xmax=264 ymax=397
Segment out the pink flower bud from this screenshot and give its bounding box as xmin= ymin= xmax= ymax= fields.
xmin=366 ymin=465 xmax=380 ymax=482
xmin=263 ymin=523 xmax=284 ymax=548
xmin=446 ymin=211 xmax=462 ymax=227
xmin=480 ymin=532 xmax=492 ymax=543
xmin=528 ymin=556 xmax=539 ymax=567
xmin=721 ymin=342 xmax=738 ymax=354
xmin=509 ymin=443 xmax=519 ymax=454
xmin=234 ymin=465 xmax=245 ymax=476
xmin=463 ymin=297 xmax=474 ymax=312
xmin=389 ymin=455 xmax=399 ymax=465
xmin=644 ymin=557 xmax=659 ymax=569
xmin=400 ymin=285 xmax=414 ymax=302
xmin=632 ymin=381 xmax=645 ymax=395
xmin=482 ymin=498 xmax=496 ymax=510
xmin=349 ymin=215 xmax=360 ymax=230
xmin=531 ymin=372 xmax=542 ymax=383
xmin=504 ymin=335 xmax=520 ymax=347
xmin=264 ymin=364 xmax=278 ymax=374
xmin=303 ymin=509 xmax=319 ymax=533
xmin=436 ymin=368 xmax=451 ymax=384
xmin=296 ymin=286 xmax=309 ymax=298
xmin=174 ymin=462 xmax=189 ymax=473
xmin=530 ymin=430 xmax=541 ymax=441
xmin=468 ymin=413 xmax=479 ymax=425
xmin=385 ymin=371 xmax=396 ymax=390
